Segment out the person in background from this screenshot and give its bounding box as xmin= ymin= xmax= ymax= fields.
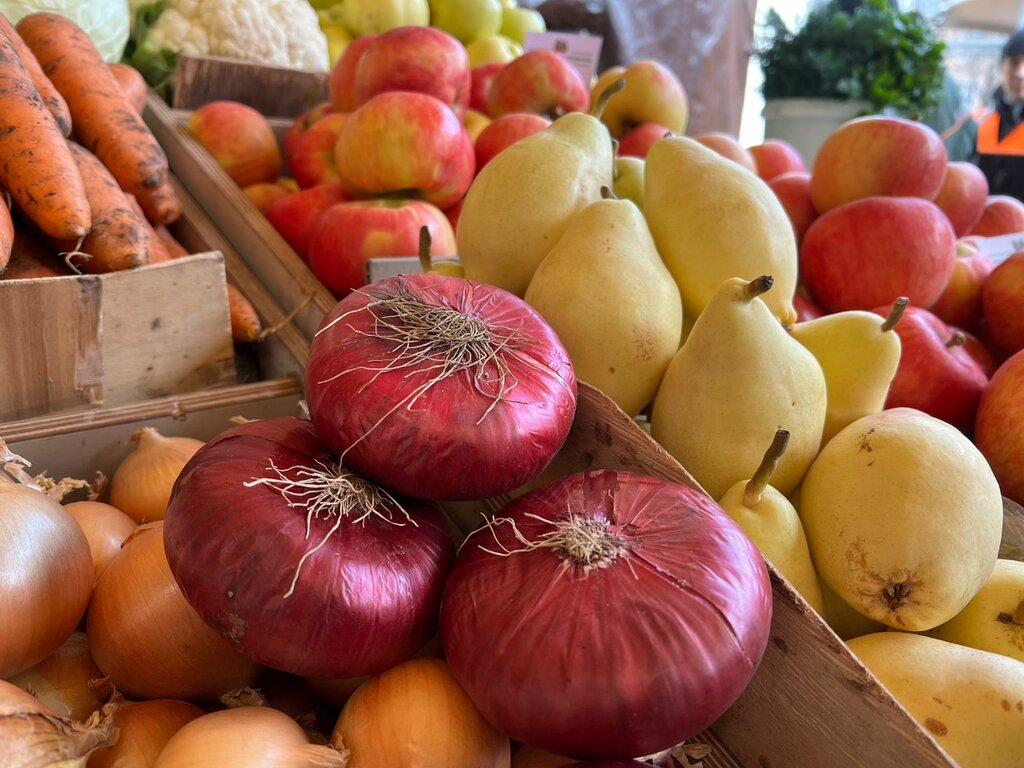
xmin=976 ymin=28 xmax=1024 ymax=200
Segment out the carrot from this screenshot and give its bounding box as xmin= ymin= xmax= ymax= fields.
xmin=0 ymin=27 xmax=90 ymax=240
xmin=59 ymin=142 xmax=156 ymax=273
xmin=124 ymin=193 xmax=172 ymax=263
xmin=0 ymin=226 xmax=69 ymax=279
xmin=0 ymin=195 xmax=12 ymax=273
xmin=0 ymin=11 xmax=70 ymax=136
xmin=17 ymin=12 xmax=181 ymax=225
xmin=227 ymin=283 xmax=263 ymax=343
xmin=108 ymin=62 xmax=148 ymax=115
xmin=154 ymin=224 xmax=190 ymax=259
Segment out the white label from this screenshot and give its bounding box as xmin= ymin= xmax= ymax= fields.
xmin=968 ymin=232 xmax=1024 ymax=265
xmin=524 ymin=31 xmax=604 ymax=85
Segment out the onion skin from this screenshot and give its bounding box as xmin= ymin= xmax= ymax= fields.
xmin=108 ymin=428 xmax=204 ymax=523
xmin=304 ymin=273 xmax=578 ymax=501
xmin=7 ymin=631 xmax=103 ymax=721
xmin=87 ymin=699 xmax=204 ymax=768
xmin=164 ymin=417 xmax=457 ymax=678
xmin=64 ymin=501 xmax=137 ymax=584
xmin=441 ymin=470 xmax=773 ymax=760
xmin=512 ymin=745 xmax=572 ymax=768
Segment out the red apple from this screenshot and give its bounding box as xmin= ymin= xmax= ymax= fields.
xmin=474 ymin=113 xmax=550 ymax=171
xmin=243 ymin=182 xmax=292 ymax=214
xmin=334 ymin=91 xmax=475 ymax=210
xmin=769 ymin=171 xmax=817 ymax=247
xmin=748 ymin=138 xmax=805 ymax=182
xmin=289 ymin=112 xmax=350 ymax=189
xmin=469 ymin=62 xmax=505 ymax=114
xmin=975 ymin=349 xmax=1024 ymax=504
xmin=486 ymin=49 xmax=589 ymax=119
xmin=282 ymin=101 xmax=336 ymax=167
xmin=353 ymin=26 xmax=471 ymax=119
xmin=959 ymin=328 xmax=999 ymax=378
xmin=444 ymin=197 xmax=464 ymax=234
xmin=966 ymin=195 xmax=1024 ymax=237
xmin=929 ymin=239 xmax=996 ymax=331
xmin=617 ymin=122 xmax=670 ymax=159
xmin=800 ymin=196 xmax=956 ymax=313
xmin=975 ymin=317 xmax=1013 ymax=367
xmin=693 ymin=132 xmax=757 ymax=174
xmin=187 ymin=100 xmax=282 ymax=188
xmin=933 ymin=161 xmax=989 ymax=236
xmin=869 ymin=304 xmax=988 ymax=434
xmin=793 ymin=289 xmax=824 ymax=322
xmin=810 ymin=116 xmax=948 ymax=214
xmin=590 ymin=60 xmax=688 ymax=138
xmin=328 ymin=34 xmax=377 ymax=112
xmin=981 ymin=250 xmax=1024 ymax=355
xmin=307 ymin=199 xmax=456 ymax=296
xmin=264 ymin=183 xmax=351 ymax=261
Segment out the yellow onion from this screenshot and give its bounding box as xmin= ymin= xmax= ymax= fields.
xmin=0 ymin=679 xmax=116 ymax=768
xmin=331 ymin=657 xmax=510 ymax=768
xmin=7 ymin=632 xmax=104 ymax=721
xmin=87 ymin=699 xmax=204 ymax=768
xmin=153 ymin=706 xmax=346 ymax=767
xmin=65 ymin=501 xmax=138 ymax=584
xmin=86 ymin=522 xmax=263 ymax=701
xmin=108 ymin=429 xmax=204 ymax=523
xmin=0 ymin=482 xmax=94 ymax=678
xmin=512 ymin=745 xmax=574 ymax=767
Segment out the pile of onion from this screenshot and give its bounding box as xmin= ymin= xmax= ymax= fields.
xmin=163 ymin=417 xmax=457 ymax=678
xmin=303 ymin=273 xmax=578 ymax=501
xmin=441 ymin=470 xmax=773 ymax=760
xmin=109 ymin=427 xmax=204 ymax=522
xmin=6 ymin=632 xmax=104 ymax=721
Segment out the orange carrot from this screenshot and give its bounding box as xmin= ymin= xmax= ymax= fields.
xmin=0 ymin=26 xmax=90 ymax=240
xmin=108 ymin=62 xmax=148 ymax=115
xmin=0 ymin=11 xmax=70 ymax=136
xmin=154 ymin=224 xmax=190 ymax=259
xmin=0 ymin=226 xmax=69 ymax=279
xmin=0 ymin=195 xmax=12 ymax=273
xmin=17 ymin=13 xmax=181 ymax=225
xmin=124 ymin=193 xmax=172 ymax=263
xmin=227 ymin=283 xmax=263 ymax=343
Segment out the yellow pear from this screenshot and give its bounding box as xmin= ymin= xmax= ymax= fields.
xmin=523 ymin=187 xmax=682 ymax=416
xmin=925 ymin=558 xmax=1024 ymax=663
xmin=457 ymin=85 xmax=620 ymax=297
xmin=819 ymin=580 xmax=887 ymax=640
xmin=799 ymin=407 xmax=1003 ymax=631
xmin=611 ymin=156 xmax=644 ymax=208
xmin=650 ymin=275 xmax=826 ymax=499
xmin=847 ymin=632 xmax=1024 ymax=768
xmin=716 ymin=429 xmax=824 ymax=613
xmin=789 ymin=297 xmax=907 ymax=446
xmin=643 ymin=137 xmax=798 ymax=327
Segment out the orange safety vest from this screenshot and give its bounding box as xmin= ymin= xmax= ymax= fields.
xmin=977 ymin=109 xmax=1024 ymax=155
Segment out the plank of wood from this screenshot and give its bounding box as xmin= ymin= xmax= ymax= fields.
xmin=1002 ymin=497 xmax=1024 ymax=561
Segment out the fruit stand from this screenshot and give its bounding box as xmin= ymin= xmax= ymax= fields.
xmin=1 ymin=3 xmax=1023 ymax=768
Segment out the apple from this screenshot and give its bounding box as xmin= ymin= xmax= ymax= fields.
xmin=444 ymin=196 xmax=464 ymax=234
xmin=328 ymin=34 xmax=377 ymax=112
xmin=463 ymin=108 xmax=492 ymax=144
xmin=469 ymin=62 xmax=505 ymax=114
xmin=187 ymin=100 xmax=282 ymax=188
xmin=748 ymin=138 xmax=805 ymax=182
xmin=801 ymin=196 xmax=956 ymax=313
xmin=308 ymin=198 xmax=456 ymax=296
xmin=465 ymin=33 xmax=522 ymax=68
xmin=282 ymin=101 xmax=336 ymax=167
xmin=975 ymin=317 xmax=1013 ymax=367
xmin=334 ymin=91 xmax=475 ymax=210
xmin=975 ymin=349 xmax=1024 ymax=505
xmin=933 ymin=161 xmax=989 ymax=237
xmin=353 ymin=25 xmax=471 ymax=119
xmin=590 ymin=60 xmax=688 ymax=137
xmin=612 ymin=156 xmax=644 ymax=208
xmin=929 ymin=239 xmax=996 ymax=331
xmin=959 ymin=328 xmax=999 ymax=378
xmin=793 ymin=289 xmax=824 ymax=322
xmin=869 ymin=304 xmax=988 ymax=434
xmin=429 ymin=0 xmax=502 ymax=44
xmin=243 ymin=182 xmax=291 ymax=214
xmin=265 ymin=183 xmax=351 ymax=261
xmin=981 ymin=250 xmax=1024 ymax=355
xmin=693 ymin=132 xmax=757 ymax=174
xmin=617 ymin=122 xmax=670 ymax=159
xmin=473 ymin=112 xmax=550 ymax=170
xmin=343 ymin=0 xmax=429 ymax=36
xmin=810 ymin=116 xmax=948 ymax=214
xmin=289 ymin=112 xmax=349 ymax=189
xmin=486 ymin=49 xmax=589 ymax=119
xmin=500 ymin=6 xmax=546 ymax=45
xmin=966 ymin=195 xmax=1024 ymax=237
xmin=768 ymin=171 xmax=817 ymax=247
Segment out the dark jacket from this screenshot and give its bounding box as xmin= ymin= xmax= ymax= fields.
xmin=977 ymin=87 xmax=1024 ymax=201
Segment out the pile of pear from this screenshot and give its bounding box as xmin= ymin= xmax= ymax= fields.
xmin=454 ymin=98 xmax=1024 ymax=768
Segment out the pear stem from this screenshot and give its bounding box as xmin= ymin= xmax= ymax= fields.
xmin=997 ymin=597 xmax=1024 ymax=626
xmin=880 ymin=297 xmax=909 ymax=333
xmin=591 ymin=78 xmax=626 ymax=119
xmin=945 ymin=331 xmax=966 ymax=349
xmin=417 ymin=225 xmax=432 ymax=274
xmin=743 ymin=275 xmax=774 ymax=301
xmin=600 ymin=185 xmax=616 ymax=200
xmin=743 ymin=429 xmax=790 ymax=507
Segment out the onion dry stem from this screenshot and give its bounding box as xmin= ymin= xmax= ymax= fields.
xmin=480 ymin=513 xmax=634 ymax=574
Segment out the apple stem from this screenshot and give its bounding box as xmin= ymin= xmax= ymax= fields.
xmin=880 ymin=296 xmax=909 ymax=333
xmin=600 ymin=185 xmax=617 ymax=201
xmin=945 ymin=331 xmax=966 ymax=349
xmin=417 ymin=226 xmax=432 ymax=274
xmin=743 ymin=429 xmax=790 ymax=507
xmin=591 ymin=78 xmax=626 ymax=119
xmin=743 ymin=275 xmax=774 ymax=301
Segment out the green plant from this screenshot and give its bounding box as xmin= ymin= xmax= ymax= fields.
xmin=757 ymin=0 xmax=947 ymax=116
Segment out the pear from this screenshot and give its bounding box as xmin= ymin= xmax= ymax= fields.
xmin=799 ymin=407 xmax=1003 ymax=631
xmin=523 ymin=187 xmax=682 ymax=416
xmin=612 ymin=156 xmax=644 ymax=208
xmin=819 ymin=580 xmax=887 ymax=640
xmin=716 ymin=429 xmax=824 ymax=613
xmin=643 ymin=137 xmax=799 ymax=326
xmin=650 ymin=275 xmax=826 ymax=499
xmin=457 ymin=86 xmax=621 ymax=297
xmin=789 ymin=297 xmax=907 ymax=446
xmin=925 ymin=558 xmax=1024 ymax=663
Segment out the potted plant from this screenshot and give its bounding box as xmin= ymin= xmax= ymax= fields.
xmin=756 ymin=0 xmax=947 ymax=164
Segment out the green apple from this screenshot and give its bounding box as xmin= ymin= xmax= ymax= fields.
xmin=344 ymin=0 xmax=429 ymax=36
xmin=465 ymin=33 xmax=522 ymax=67
xmin=500 ymin=6 xmax=546 ymax=46
xmin=499 ymin=0 xmax=518 ymax=8
xmin=428 ymin=0 xmax=502 ymax=44
xmin=613 ymin=156 xmax=644 ymax=209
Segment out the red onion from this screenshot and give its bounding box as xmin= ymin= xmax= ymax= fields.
xmin=304 ymin=273 xmax=577 ymax=501
xmin=164 ymin=417 xmax=456 ymax=678
xmin=441 ymin=470 xmax=772 ymax=760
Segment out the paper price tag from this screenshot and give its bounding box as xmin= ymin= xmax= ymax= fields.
xmin=970 ymin=232 xmax=1024 ymax=265
xmin=524 ymin=31 xmax=604 ymax=85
